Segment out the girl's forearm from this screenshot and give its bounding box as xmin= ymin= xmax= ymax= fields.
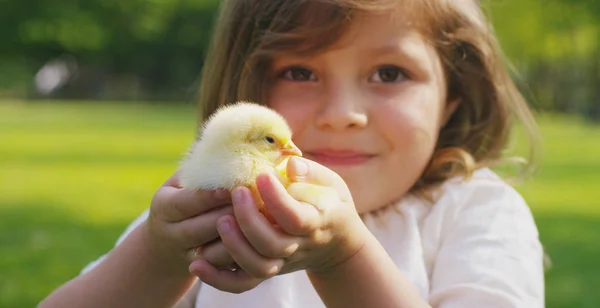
xmin=39 ymin=221 xmax=197 ymax=308
xmin=307 ymin=229 xmax=431 ymax=308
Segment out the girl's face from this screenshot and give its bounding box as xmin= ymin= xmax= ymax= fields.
xmin=267 ymin=12 xmax=458 ymax=214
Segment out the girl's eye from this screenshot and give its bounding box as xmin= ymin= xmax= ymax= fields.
xmin=370 ymin=66 xmax=408 ymax=83
xmin=265 ymin=136 xmax=275 ymax=144
xmin=281 ymin=67 xmax=317 ymax=82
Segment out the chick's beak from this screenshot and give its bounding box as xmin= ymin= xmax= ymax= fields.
xmin=281 ymin=140 xmax=302 ymax=157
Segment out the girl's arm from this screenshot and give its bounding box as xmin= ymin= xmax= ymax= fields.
xmin=40 ymin=173 xmax=233 ymax=308
xmin=308 ymin=178 xmax=544 ymax=308
xmin=306 ymin=180 xmax=544 ymax=308
xmin=307 ymin=228 xmax=431 ymax=308
xmin=173 ymin=280 xmax=202 ymax=308
xmin=39 ymin=222 xmax=197 ymax=308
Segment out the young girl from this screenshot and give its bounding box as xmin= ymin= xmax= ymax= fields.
xmin=40 ymin=0 xmax=545 ymax=307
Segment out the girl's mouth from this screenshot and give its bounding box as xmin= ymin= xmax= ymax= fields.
xmin=305 ymin=149 xmax=375 ymax=167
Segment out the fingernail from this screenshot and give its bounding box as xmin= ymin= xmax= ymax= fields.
xmin=292 ymin=157 xmax=308 ymax=177
xmin=193 ymin=246 xmax=203 ymax=258
xmin=189 ymin=260 xmax=206 ymax=280
xmin=232 ymin=187 xmax=247 ymax=205
xmin=219 ymin=219 xmax=231 ymax=233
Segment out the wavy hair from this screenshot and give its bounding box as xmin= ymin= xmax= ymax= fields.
xmin=195 ymin=0 xmax=541 ymax=197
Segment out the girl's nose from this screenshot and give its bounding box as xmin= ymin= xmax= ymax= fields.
xmin=315 ymin=85 xmax=368 ymax=131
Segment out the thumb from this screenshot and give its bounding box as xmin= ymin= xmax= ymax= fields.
xmin=286 ymin=156 xmax=309 ymax=181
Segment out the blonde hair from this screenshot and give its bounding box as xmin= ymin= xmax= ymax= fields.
xmin=196 ymin=0 xmax=541 ymax=196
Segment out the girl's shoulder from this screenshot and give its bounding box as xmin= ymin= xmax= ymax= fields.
xmin=368 ymin=167 xmax=537 ymax=239
xmin=423 ymin=167 xmax=539 ymax=240
xmin=425 ymin=169 xmax=545 ymax=306
xmin=434 ymin=167 xmax=529 ymax=207
xmin=368 ymin=167 xmax=534 ymax=226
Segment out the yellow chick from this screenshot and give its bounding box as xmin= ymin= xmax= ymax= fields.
xmin=178 ymin=101 xmax=302 ymax=219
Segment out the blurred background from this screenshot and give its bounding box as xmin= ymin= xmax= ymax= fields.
xmin=1 ymin=0 xmax=598 ymax=307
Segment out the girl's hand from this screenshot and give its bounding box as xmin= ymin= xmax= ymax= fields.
xmin=189 ymin=157 xmax=369 ymax=293
xmin=146 ymin=172 xmax=234 ymax=275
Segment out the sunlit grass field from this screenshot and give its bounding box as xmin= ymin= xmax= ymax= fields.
xmin=1 ymin=100 xmax=599 ymax=307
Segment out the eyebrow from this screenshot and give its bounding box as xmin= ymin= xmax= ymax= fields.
xmin=361 ymin=41 xmax=431 ymax=75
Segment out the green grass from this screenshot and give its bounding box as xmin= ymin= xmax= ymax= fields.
xmin=1 ymin=100 xmax=599 ymax=307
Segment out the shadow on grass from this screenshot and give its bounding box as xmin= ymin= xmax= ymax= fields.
xmin=0 ymin=202 xmax=131 ymax=308
xmin=535 ymin=212 xmax=600 ymax=308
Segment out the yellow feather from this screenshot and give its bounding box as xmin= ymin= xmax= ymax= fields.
xmin=274 ymin=156 xmax=292 ymax=187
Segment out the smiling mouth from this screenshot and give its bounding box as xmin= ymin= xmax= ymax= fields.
xmin=305 ymin=150 xmax=375 ymax=167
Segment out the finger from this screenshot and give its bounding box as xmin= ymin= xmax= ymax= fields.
xmin=200 ymin=240 xmax=237 ymax=270
xmin=257 ymin=173 xmax=321 ymax=236
xmin=152 ymin=185 xmax=231 ymax=222
xmin=231 ymin=186 xmax=300 ymax=258
xmin=287 ymin=157 xmax=352 ymax=202
xmin=217 ymin=215 xmax=283 ymax=279
xmin=162 ymin=170 xmax=183 ymax=188
xmin=171 ymin=205 xmax=234 ymax=249
xmin=189 ymin=259 xmax=262 ymax=294
xmin=286 ymin=182 xmax=338 ymax=212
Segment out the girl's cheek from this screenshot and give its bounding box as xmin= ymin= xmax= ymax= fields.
xmin=379 ymin=94 xmax=440 ymax=151
xmin=268 ymin=91 xmax=315 ymax=134
xmin=394 ymin=88 xmax=442 ymax=129
xmin=279 ymin=108 xmax=308 ymax=135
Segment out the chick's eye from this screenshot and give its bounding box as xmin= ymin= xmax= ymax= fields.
xmin=370 ymin=66 xmax=407 ymax=83
xmin=265 ymin=136 xmax=275 ymax=144
xmin=281 ymin=67 xmax=317 ymax=82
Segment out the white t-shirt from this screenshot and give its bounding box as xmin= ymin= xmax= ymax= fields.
xmin=82 ymin=168 xmax=545 ymax=307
